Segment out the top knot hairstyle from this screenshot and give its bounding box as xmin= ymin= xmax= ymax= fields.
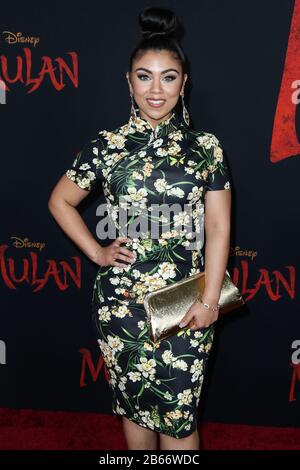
xmin=129 ymin=6 xmax=188 ymax=75
xmin=140 ymin=6 xmax=180 ymax=40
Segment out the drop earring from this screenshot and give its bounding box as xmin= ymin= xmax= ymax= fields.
xmin=181 ymin=93 xmax=190 ymax=126
xmin=130 ymin=92 xmax=138 ymax=120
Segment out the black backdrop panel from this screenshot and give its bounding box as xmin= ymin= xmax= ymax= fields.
xmin=0 ymin=0 xmax=299 ymax=427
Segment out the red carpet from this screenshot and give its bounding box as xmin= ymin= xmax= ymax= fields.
xmin=0 ymin=408 xmax=299 ymax=450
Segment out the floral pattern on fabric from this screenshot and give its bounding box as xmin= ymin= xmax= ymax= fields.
xmin=65 ymin=106 xmax=232 ymax=438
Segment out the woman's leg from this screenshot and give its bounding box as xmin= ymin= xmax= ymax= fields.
xmin=159 ymin=428 xmax=200 ymax=450
xmin=122 ymin=417 xmax=158 ymax=450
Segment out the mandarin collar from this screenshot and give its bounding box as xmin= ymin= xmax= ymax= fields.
xmin=127 ymin=106 xmax=186 ymax=141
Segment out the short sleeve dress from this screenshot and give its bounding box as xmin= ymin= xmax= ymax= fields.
xmin=65 ymin=106 xmax=232 ymax=439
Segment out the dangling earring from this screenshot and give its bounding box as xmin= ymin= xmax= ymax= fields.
xmin=181 ymin=93 xmax=190 ymax=126
xmin=130 ymin=92 xmax=137 ymax=120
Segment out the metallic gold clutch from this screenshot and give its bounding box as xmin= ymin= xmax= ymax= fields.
xmin=143 ymin=269 xmax=245 ymax=343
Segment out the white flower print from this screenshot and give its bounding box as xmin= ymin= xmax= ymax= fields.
xmin=66 ymin=108 xmax=230 ymax=438
xmin=157 ymin=262 xmax=177 ymax=280
xmin=143 ymin=272 xmax=167 ymax=291
xmin=213 ymin=144 xmax=223 ymax=162
xmin=154 ymin=178 xmax=171 ymax=193
xmin=168 ymin=141 xmax=181 ymax=156
xmin=132 ymin=171 xmax=144 ymax=180
xmin=177 ymin=389 xmax=193 ymax=406
xmin=143 ymin=162 xmax=154 ymax=177
xmin=187 ymin=186 xmax=203 ymax=204
xmin=138 ymin=321 xmax=146 ymax=330
xmin=112 ymin=305 xmax=132 ymax=319
xmin=105 ymin=132 xmax=127 ymax=150
xmin=98 ymin=306 xmax=111 ymax=322
xmin=79 ymin=163 xmax=91 ymax=170
xmin=153 ymin=138 xmax=163 ymax=148
xmin=135 ymin=358 xmax=157 ymax=380
xmin=196 ymin=132 xmax=219 ymax=149
xmin=123 ymin=187 xmax=148 ymax=207
xmin=173 ymin=211 xmax=190 ymax=226
xmin=172 ymin=359 xmax=188 ymax=371
xmin=162 ymin=350 xmax=174 ymax=365
xmin=190 ymin=359 xmax=204 ymax=383
xmin=128 ymin=371 xmax=142 ymax=382
xmin=166 ymin=187 xmax=185 ymax=198
xmin=107 ymin=335 xmax=124 ymax=352
xmin=156 ymin=146 xmax=169 ymax=157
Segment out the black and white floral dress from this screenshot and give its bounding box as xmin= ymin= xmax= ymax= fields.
xmin=65 ymin=106 xmax=232 ymax=439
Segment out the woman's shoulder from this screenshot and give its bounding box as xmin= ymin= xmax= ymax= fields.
xmin=95 ymin=120 xmax=132 ymax=147
xmin=189 ymin=128 xmax=222 ymax=150
xmin=98 ymin=114 xmax=138 ymax=135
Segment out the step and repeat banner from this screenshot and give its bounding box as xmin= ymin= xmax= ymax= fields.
xmin=1 ymin=0 xmax=299 ymax=427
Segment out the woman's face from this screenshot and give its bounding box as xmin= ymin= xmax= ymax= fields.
xmin=126 ymin=49 xmax=187 ymax=129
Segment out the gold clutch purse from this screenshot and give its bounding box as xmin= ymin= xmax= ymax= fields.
xmin=143 ymin=269 xmax=245 ymax=343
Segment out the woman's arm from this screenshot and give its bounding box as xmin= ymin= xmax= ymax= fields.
xmin=202 ymin=188 xmax=231 ymax=304
xmin=48 ymin=175 xmax=103 ymax=263
xmin=179 ymin=188 xmax=231 ymax=330
xmin=48 ymin=175 xmax=136 ymax=268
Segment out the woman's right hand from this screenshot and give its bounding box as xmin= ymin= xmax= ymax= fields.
xmin=93 ymin=236 xmax=136 ymax=268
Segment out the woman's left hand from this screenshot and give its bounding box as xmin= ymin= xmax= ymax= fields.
xmin=179 ymin=300 xmax=219 ymax=331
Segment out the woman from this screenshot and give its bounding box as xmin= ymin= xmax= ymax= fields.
xmin=48 ymin=7 xmax=232 ymax=451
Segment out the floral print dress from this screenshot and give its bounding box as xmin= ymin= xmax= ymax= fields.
xmin=65 ymin=106 xmax=232 ymax=439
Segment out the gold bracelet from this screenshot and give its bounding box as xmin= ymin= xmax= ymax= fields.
xmin=196 ymin=296 xmax=220 ymax=312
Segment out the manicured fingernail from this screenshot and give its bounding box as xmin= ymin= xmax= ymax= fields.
xmin=179 ymin=323 xmax=185 ymax=328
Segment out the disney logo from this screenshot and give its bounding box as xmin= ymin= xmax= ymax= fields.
xmin=3 ymin=31 xmax=40 ymax=47
xmin=11 ymin=236 xmax=45 ymax=251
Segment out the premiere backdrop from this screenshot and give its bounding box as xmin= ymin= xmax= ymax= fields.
xmin=1 ymin=0 xmax=299 ymax=427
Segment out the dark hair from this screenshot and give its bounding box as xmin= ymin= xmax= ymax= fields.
xmin=129 ymin=7 xmax=188 ymax=76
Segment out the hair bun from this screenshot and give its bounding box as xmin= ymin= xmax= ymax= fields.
xmin=139 ymin=7 xmax=181 ymax=41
